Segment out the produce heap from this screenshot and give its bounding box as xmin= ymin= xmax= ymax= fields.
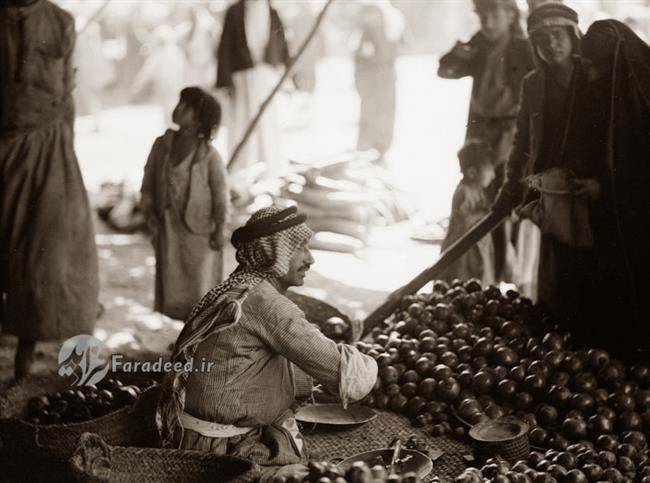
xmin=349 ymin=279 xmax=650 ymax=481
xmin=272 ymin=461 xmax=423 ymax=483
xmin=24 ymin=377 xmax=158 ymax=425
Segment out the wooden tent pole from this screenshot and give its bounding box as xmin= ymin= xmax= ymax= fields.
xmin=227 ymin=0 xmax=336 ymax=171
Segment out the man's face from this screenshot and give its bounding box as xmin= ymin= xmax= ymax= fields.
xmin=479 ymin=7 xmax=514 ymax=42
xmin=279 ymin=242 xmax=315 ymax=288
xmin=534 ymin=26 xmax=574 ymax=66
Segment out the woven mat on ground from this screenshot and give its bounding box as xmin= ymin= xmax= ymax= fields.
xmin=302 ymin=409 xmax=470 ymax=482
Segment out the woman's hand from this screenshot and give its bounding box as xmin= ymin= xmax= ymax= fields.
xmin=572 ymin=178 xmax=601 ymax=202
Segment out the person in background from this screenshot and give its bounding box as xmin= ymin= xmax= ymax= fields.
xmin=131 ymin=25 xmax=190 ymax=127
xmin=140 ymin=87 xmax=229 ymax=321
xmin=284 ymin=2 xmax=325 ymax=96
xmin=580 ymin=19 xmax=650 ymax=359
xmin=492 ymin=3 xmax=611 ymax=351
xmin=216 ymin=0 xmax=289 ymax=178
xmin=438 ymin=0 xmax=535 ymax=283
xmin=73 ymin=19 xmax=114 ymax=132
xmin=0 ymin=0 xmax=99 ymax=379
xmin=354 ymin=0 xmax=405 ymax=163
xmin=157 ymin=206 xmax=377 ymax=482
xmin=440 ymin=140 xmax=496 ymax=285
xmin=186 ymin=6 xmax=221 ymax=88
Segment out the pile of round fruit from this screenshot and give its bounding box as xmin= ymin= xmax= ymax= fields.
xmin=24 ymin=377 xmax=157 ymax=425
xmin=352 ymin=279 xmax=650 ymax=480
xmin=272 ymin=461 xmax=422 ymax=483
xmin=456 ymin=433 xmax=650 ymax=482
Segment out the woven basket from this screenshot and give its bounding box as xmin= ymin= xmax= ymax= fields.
xmin=469 ymin=417 xmax=530 ymax=465
xmin=69 ymin=433 xmax=260 ymax=483
xmin=0 ymin=371 xmax=161 ymax=482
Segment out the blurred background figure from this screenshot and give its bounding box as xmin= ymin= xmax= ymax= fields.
xmin=216 ymin=0 xmax=289 ymax=178
xmin=282 ymin=1 xmax=326 ymax=125
xmin=186 ymin=6 xmax=222 ymax=88
xmin=439 ymin=140 xmax=496 ymax=284
xmin=1 ymin=0 xmax=99 ymax=380
xmin=73 ymin=18 xmax=115 ymax=131
xmin=438 ymin=0 xmax=535 ymax=284
xmin=284 ymin=2 xmax=325 ymax=95
xmin=131 ymin=24 xmax=190 ymax=127
xmin=353 ymin=0 xmax=405 ymax=163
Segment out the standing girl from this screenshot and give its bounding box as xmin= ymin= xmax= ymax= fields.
xmin=140 ymin=87 xmax=229 ymax=321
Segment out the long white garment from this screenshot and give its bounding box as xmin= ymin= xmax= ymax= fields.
xmin=244 ymin=0 xmax=271 ymax=63
xmin=228 ymin=64 xmax=286 ymax=177
xmin=226 ymin=0 xmax=286 ymax=178
xmin=514 ymin=219 xmax=541 ymax=301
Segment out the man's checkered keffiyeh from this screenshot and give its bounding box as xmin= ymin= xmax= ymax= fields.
xmin=156 ymin=206 xmax=313 ymax=447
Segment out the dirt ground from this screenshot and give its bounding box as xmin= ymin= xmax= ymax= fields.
xmin=0 ymin=55 xmax=470 ymax=384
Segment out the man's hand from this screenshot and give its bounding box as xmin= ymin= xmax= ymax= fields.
xmin=515 ymin=200 xmax=538 ymax=221
xmin=312 ymin=385 xmax=340 ymax=404
xmin=572 ymin=178 xmax=601 ymax=202
xmin=210 ymin=230 xmax=224 ymax=251
xmin=451 ymin=40 xmax=479 ymax=61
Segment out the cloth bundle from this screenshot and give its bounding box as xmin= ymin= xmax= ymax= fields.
xmin=525 ymin=167 xmax=594 ymax=247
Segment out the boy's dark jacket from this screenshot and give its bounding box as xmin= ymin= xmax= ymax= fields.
xmin=438 ymin=33 xmax=535 ymax=136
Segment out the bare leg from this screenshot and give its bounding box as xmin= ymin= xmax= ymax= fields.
xmin=15 ymin=339 xmax=36 ymax=380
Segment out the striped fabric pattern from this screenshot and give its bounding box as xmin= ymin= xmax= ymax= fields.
xmin=156 ymin=206 xmax=313 ymax=448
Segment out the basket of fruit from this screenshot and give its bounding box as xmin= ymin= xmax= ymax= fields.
xmin=0 ymin=371 xmax=161 ymax=481
xmin=69 ymin=432 xmax=260 ymax=483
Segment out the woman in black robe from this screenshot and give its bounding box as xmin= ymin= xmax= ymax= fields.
xmin=581 ymin=20 xmax=650 ymax=359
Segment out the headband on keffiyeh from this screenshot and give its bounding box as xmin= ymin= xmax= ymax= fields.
xmin=156 ymin=206 xmax=313 ymax=447
xmin=527 ymin=2 xmax=579 ymax=35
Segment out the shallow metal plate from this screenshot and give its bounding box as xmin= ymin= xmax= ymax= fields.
xmin=295 ymin=404 xmax=377 ymax=426
xmin=337 ymin=448 xmax=434 ymax=478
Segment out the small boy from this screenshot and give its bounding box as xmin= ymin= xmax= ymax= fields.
xmin=440 ymin=139 xmax=496 ymax=284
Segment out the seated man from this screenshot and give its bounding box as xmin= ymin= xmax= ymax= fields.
xmin=156 ymin=206 xmax=377 ymax=477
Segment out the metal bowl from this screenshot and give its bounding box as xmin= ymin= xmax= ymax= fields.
xmin=295 ymin=404 xmax=377 ymax=426
xmin=337 ymin=448 xmax=433 ymax=478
